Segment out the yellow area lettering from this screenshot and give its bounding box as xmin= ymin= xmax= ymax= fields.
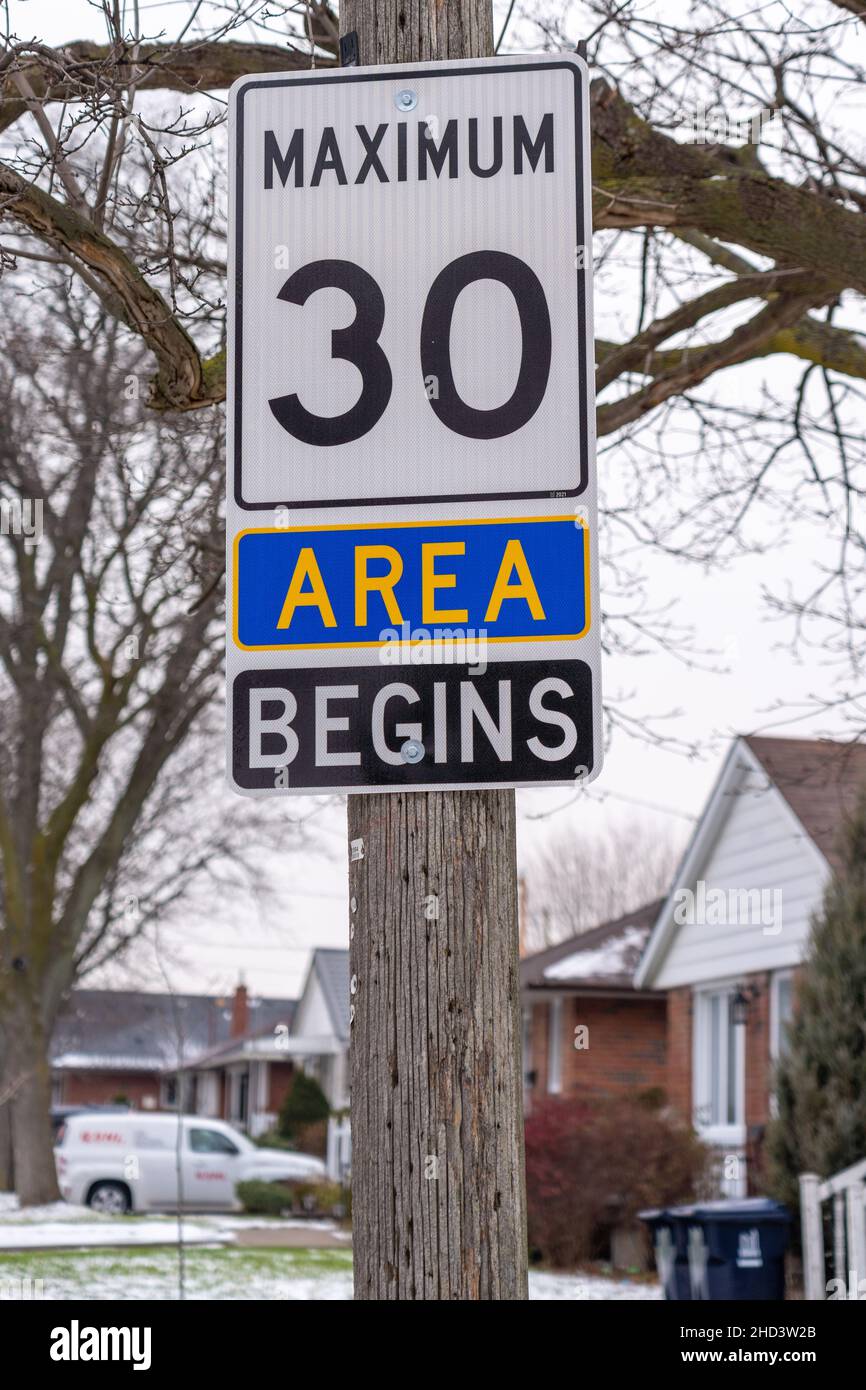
xmin=276 ymin=547 xmax=336 ymax=629
xmin=421 ymin=541 xmax=468 ymax=623
xmin=355 ymin=545 xmax=404 ymax=626
xmin=484 ymin=539 xmax=546 ymax=622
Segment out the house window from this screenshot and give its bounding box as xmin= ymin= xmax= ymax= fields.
xmin=521 ymin=1008 xmax=532 ymax=1086
xmin=229 ymin=1069 xmax=249 ymax=1126
xmin=547 ymin=998 xmax=562 ymax=1094
xmin=694 ymin=987 xmax=744 ymax=1134
xmin=770 ymin=971 xmax=795 ymax=1059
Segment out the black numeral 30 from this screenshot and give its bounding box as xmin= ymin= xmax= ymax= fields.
xmin=268 ymin=253 xmax=552 ymax=446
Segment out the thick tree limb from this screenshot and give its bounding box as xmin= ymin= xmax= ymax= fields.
xmin=0 ymin=39 xmax=336 ymax=134
xmin=596 ymin=268 xmax=817 ymax=391
xmin=4 ymin=44 xmax=866 ymax=409
xmin=597 ymin=288 xmax=830 ymax=435
xmin=9 ymin=46 xmax=866 ymax=305
xmin=589 ymin=79 xmax=866 ymax=291
xmin=597 ymin=314 xmax=866 ymax=385
xmin=0 ymin=160 xmax=217 ymax=408
xmin=593 ymin=172 xmax=866 ymax=296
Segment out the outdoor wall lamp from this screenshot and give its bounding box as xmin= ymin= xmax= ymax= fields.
xmin=732 ymin=983 xmax=761 ymax=1026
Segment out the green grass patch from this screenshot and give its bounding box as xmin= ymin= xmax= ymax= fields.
xmin=0 ymin=1244 xmax=354 ymax=1295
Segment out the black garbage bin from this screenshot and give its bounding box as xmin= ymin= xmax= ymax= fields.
xmin=684 ymin=1198 xmax=791 ymax=1300
xmin=639 ymin=1206 xmax=693 ymax=1300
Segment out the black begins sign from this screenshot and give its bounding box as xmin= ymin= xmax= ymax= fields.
xmin=232 ymin=661 xmax=594 ymax=792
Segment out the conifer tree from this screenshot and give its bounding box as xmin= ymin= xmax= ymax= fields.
xmin=279 ymin=1072 xmax=331 ymax=1144
xmin=768 ymin=789 xmax=866 ymax=1205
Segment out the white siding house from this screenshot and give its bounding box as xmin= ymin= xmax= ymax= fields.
xmin=642 ymin=740 xmax=828 ymax=991
xmin=637 ymin=734 xmax=866 ymax=1195
xmin=290 ymin=949 xmax=350 ymax=1110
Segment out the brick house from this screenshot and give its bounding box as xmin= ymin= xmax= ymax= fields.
xmin=521 ymin=900 xmax=668 ymax=1111
xmin=51 ymin=983 xmax=296 ymax=1132
xmin=285 ymin=948 xmax=350 ymax=1110
xmin=179 ymin=949 xmax=350 ymax=1134
xmin=180 ymin=986 xmax=296 ymax=1133
xmin=636 ymin=734 xmax=866 ymax=1195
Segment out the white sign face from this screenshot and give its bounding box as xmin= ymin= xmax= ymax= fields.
xmin=230 ymin=56 xmax=592 ymax=510
xmin=227 ymin=55 xmax=602 ymax=796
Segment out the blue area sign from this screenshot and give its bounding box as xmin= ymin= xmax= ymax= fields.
xmin=233 ymin=516 xmax=589 ymax=650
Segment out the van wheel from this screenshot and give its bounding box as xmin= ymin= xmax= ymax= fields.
xmin=87 ymin=1181 xmax=130 ymax=1215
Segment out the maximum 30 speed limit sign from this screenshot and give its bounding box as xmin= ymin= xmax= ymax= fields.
xmin=226 ymin=54 xmax=602 ymax=795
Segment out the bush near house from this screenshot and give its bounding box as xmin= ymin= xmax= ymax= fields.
xmin=278 ymin=1072 xmax=331 ymax=1156
xmin=525 ymin=1094 xmax=707 ymax=1269
xmin=253 ymin=1130 xmax=298 ymax=1150
xmin=236 ymin=1180 xmax=293 ymax=1216
xmin=236 ymin=1178 xmax=350 ymax=1220
xmin=768 ymin=790 xmax=866 ymax=1209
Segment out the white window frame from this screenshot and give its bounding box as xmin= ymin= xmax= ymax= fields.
xmin=521 ymin=1007 xmax=532 ymax=1088
xmin=196 ymin=1070 xmax=221 ymax=1118
xmin=770 ymin=969 xmax=795 ymax=1061
xmin=768 ymin=969 xmax=795 ymax=1119
xmin=692 ymin=982 xmax=745 ymax=1146
xmin=547 ymin=997 xmax=563 ymax=1095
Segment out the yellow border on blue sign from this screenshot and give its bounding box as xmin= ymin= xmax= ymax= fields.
xmin=232 ymin=514 xmax=591 ymax=652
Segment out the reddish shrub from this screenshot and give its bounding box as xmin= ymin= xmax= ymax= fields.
xmin=524 ymin=1094 xmax=707 ymax=1268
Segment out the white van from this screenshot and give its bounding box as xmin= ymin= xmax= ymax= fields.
xmin=55 ymin=1112 xmax=325 ymax=1214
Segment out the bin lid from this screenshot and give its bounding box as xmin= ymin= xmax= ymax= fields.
xmin=686 ymin=1198 xmax=791 ymax=1223
xmin=639 ymin=1204 xmax=699 ymax=1222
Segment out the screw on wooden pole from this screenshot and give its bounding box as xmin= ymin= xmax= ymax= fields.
xmin=341 ymin=0 xmax=528 ymax=1303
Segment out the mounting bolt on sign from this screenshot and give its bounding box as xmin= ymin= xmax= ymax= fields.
xmin=225 ymin=48 xmax=601 ymax=795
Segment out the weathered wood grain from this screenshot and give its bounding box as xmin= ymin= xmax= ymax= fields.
xmin=343 ymin=0 xmax=526 ymax=1304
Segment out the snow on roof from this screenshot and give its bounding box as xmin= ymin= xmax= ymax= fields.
xmin=52 ymin=1053 xmax=166 ymax=1072
xmin=543 ymin=927 xmax=649 ymax=982
xmin=51 ymin=988 xmax=296 ymax=1072
xmin=521 ymin=901 xmax=662 ymax=992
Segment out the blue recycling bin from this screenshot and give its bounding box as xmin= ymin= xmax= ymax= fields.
xmin=684 ymin=1198 xmax=791 ymax=1300
xmin=639 ymin=1205 xmax=694 ymax=1300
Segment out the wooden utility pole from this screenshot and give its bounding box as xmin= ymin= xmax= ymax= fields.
xmin=342 ymin=0 xmax=528 ymax=1302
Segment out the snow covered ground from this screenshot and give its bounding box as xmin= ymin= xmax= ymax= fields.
xmin=0 ymin=1194 xmax=659 ymax=1299
xmin=0 ymin=1194 xmax=95 ymax=1224
xmin=0 ymin=1194 xmax=351 ymax=1249
xmin=0 ymin=1246 xmax=660 ymax=1300
xmin=0 ymin=1221 xmax=224 ymax=1250
xmin=531 ymin=1270 xmax=661 ymax=1301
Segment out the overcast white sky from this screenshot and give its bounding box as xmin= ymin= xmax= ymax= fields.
xmin=4 ymin=0 xmax=860 ymax=1000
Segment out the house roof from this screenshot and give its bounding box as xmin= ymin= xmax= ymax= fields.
xmin=313 ymin=949 xmax=351 ymax=1042
xmin=635 ymin=733 xmax=866 ymax=989
xmin=744 ymin=735 xmax=866 ymax=872
xmin=520 ymin=900 xmax=666 ymax=994
xmin=51 ymin=989 xmax=296 ymax=1072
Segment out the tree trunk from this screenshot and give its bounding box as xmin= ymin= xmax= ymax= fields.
xmin=0 ymin=1105 xmax=12 ymax=1194
xmin=344 ymin=0 xmax=527 ymax=1303
xmin=0 ymin=1033 xmax=15 ymax=1193
xmin=5 ymin=999 xmax=60 ymax=1206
